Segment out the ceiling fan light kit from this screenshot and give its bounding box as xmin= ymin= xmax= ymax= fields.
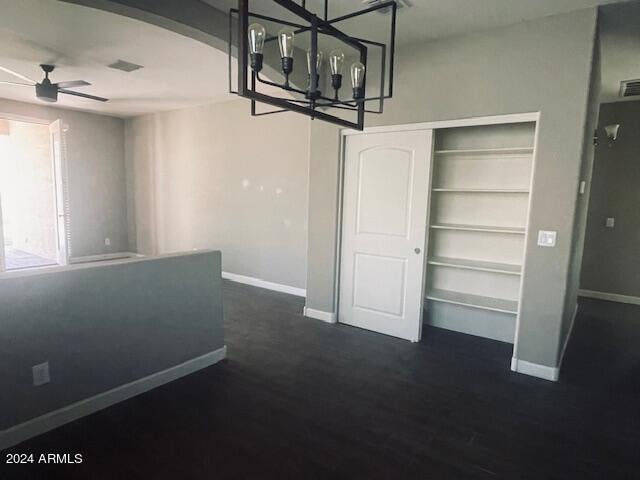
xmin=36 ymin=64 xmax=58 ymax=102
xmin=229 ymin=0 xmax=397 ymax=130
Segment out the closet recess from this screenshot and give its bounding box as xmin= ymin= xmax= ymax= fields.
xmin=424 ymin=122 xmax=536 ymax=343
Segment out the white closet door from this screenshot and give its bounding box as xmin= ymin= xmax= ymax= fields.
xmin=339 ymin=129 xmax=433 ymax=342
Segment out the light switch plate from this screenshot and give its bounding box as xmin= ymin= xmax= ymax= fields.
xmin=32 ymin=362 xmax=50 ymax=387
xmin=537 ymin=230 xmax=557 ymax=247
xmin=606 ymin=217 xmax=615 ymax=228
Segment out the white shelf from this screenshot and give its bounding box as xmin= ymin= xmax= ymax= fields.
xmin=432 ymin=188 xmax=529 ymax=193
xmin=430 ymin=223 xmax=526 ymax=235
xmin=426 ymin=289 xmax=518 ymax=315
xmin=428 ymin=256 xmax=522 ymax=275
xmin=434 ymin=147 xmax=534 ymax=156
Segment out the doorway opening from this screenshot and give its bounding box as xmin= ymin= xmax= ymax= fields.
xmin=0 ymin=117 xmax=67 ymax=271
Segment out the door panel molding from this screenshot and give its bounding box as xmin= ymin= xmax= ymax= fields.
xmin=355 ymin=147 xmax=415 ymax=238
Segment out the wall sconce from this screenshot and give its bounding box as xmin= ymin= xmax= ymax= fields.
xmin=604 ymin=124 xmax=620 ymax=147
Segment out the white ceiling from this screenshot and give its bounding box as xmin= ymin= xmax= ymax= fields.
xmin=0 ymin=0 xmax=234 ymax=117
xmin=0 ymin=0 xmax=631 ymax=117
xmin=205 ymin=0 xmax=624 ymax=46
xmin=599 ymin=1 xmax=640 ymax=103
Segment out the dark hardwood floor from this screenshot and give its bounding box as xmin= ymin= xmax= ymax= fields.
xmin=2 ymin=282 xmax=638 ymax=479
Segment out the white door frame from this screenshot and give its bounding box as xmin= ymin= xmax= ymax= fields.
xmin=0 ymin=113 xmax=70 ymax=271
xmin=50 ymin=119 xmax=70 ymax=266
xmin=334 ymin=112 xmax=541 ymax=347
xmin=0 ymin=193 xmax=5 ymax=272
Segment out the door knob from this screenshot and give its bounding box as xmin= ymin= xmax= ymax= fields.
xmin=414 ymin=248 xmax=421 ymax=254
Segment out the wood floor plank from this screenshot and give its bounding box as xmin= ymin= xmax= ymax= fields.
xmin=1 ymin=282 xmax=638 ymax=479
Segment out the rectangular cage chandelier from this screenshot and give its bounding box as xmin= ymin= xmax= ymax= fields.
xmin=229 ymin=0 xmax=397 ymax=131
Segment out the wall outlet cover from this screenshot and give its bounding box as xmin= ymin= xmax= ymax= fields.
xmin=537 ymin=230 xmax=557 ymax=247
xmin=32 ymin=362 xmax=50 ymax=387
xmin=105 ymin=238 xmax=111 ymax=247
xmin=606 ymin=217 xmax=615 ymax=228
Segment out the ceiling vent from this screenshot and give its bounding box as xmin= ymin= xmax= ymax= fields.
xmin=619 ymin=79 xmax=640 ymax=98
xmin=108 ymin=59 xmax=144 ymax=73
xmin=362 ymin=0 xmax=412 ymax=15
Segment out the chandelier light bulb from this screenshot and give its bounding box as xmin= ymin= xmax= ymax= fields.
xmin=329 ymin=50 xmax=345 ymax=96
xmin=307 ymin=49 xmax=324 ymax=74
xmin=350 ymin=62 xmax=365 ymax=88
xmin=248 ymin=23 xmax=266 ymax=72
xmin=278 ymin=28 xmax=295 ymax=79
xmin=248 ymin=23 xmax=266 ymax=55
xmin=329 ymin=50 xmax=345 ymax=75
xmin=351 ymin=62 xmax=366 ymax=99
xmin=278 ymin=29 xmax=295 ymax=59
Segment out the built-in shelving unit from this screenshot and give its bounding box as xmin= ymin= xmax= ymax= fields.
xmin=424 ymin=122 xmax=536 ymax=344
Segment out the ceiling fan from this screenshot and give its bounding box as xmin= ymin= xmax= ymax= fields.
xmin=0 ymin=64 xmax=108 ymax=103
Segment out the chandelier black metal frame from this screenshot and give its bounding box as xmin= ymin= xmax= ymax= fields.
xmin=228 ymin=0 xmax=397 ymax=130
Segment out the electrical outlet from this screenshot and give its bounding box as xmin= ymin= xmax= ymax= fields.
xmin=32 ymin=362 xmax=50 ymax=387
xmin=537 ymin=230 xmax=557 ymax=247
xmin=105 ymin=238 xmax=111 ymax=247
xmin=606 ymin=217 xmax=615 ymax=228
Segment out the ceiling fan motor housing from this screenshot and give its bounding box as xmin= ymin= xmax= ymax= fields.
xmin=36 ymin=82 xmax=58 ymax=102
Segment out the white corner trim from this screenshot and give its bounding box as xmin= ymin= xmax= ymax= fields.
xmin=222 ymin=271 xmax=306 ymax=297
xmin=511 ymin=357 xmax=558 ymax=382
xmin=558 ymin=303 xmax=578 ymax=371
xmin=303 ymin=306 xmax=337 ymax=324
xmin=578 ymin=289 xmax=640 ymax=306
xmin=0 ymin=347 xmax=227 ymax=451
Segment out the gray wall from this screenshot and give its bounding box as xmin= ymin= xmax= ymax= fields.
xmin=305 ymin=9 xmax=598 ymax=368
xmin=581 ymin=101 xmax=640 ymax=297
xmin=562 ymin=27 xmax=602 ymax=347
xmin=125 ymin=99 xmax=310 ymax=289
xmin=0 ymin=251 xmax=224 ymax=430
xmin=0 ymin=99 xmax=128 ymax=257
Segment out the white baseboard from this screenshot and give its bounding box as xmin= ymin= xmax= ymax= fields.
xmin=511 ymin=357 xmax=559 ymax=382
xmin=578 ymin=289 xmax=640 ymax=306
xmin=0 ymin=346 xmax=227 ymax=451
xmin=511 ymin=303 xmax=577 ymax=383
xmin=69 ymin=252 xmax=141 ymax=264
xmin=222 ymin=271 xmax=306 ymax=297
xmin=303 ymin=306 xmax=337 ymax=323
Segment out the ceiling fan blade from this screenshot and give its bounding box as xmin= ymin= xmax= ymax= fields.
xmin=59 ymin=88 xmax=108 ymax=102
xmin=0 ymin=66 xmax=36 ymax=84
xmin=0 ymin=80 xmax=33 ymax=87
xmin=55 ymin=80 xmax=90 ymax=89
